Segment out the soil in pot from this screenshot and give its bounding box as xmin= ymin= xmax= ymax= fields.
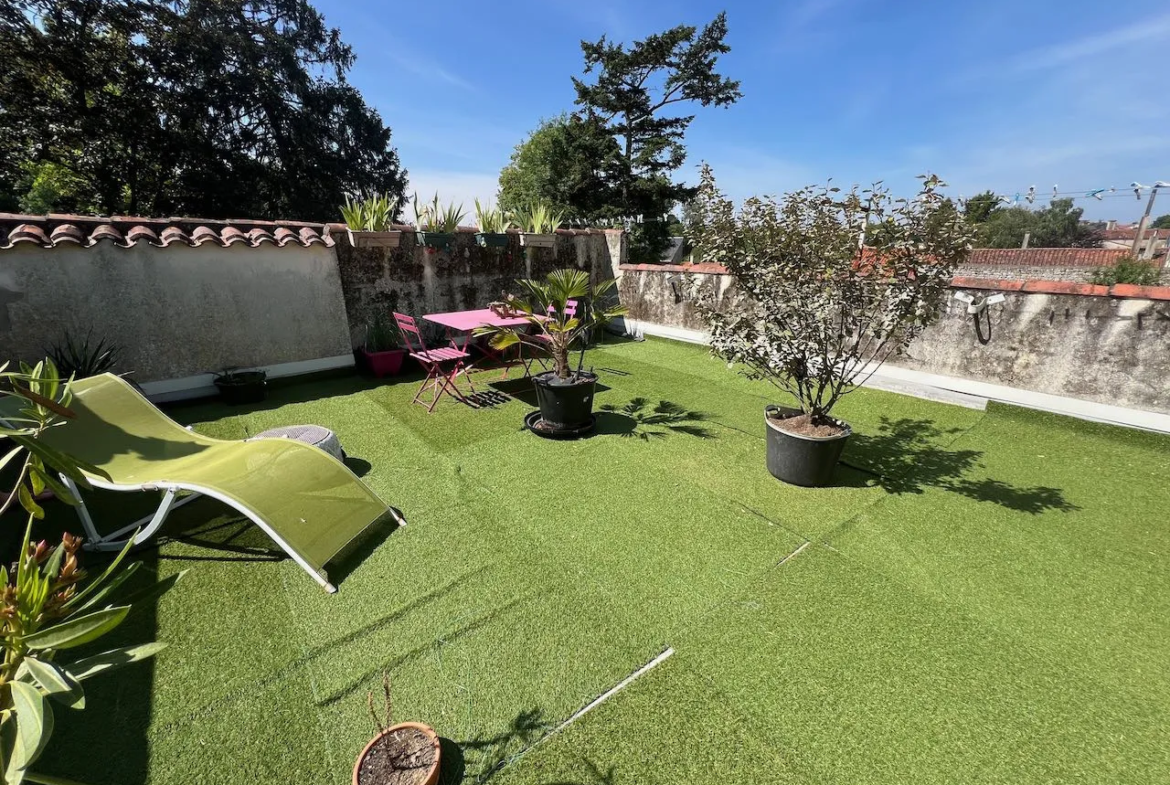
xmin=765 ymin=405 xmax=851 ymax=488
xmin=356 ymin=726 xmax=438 ymax=785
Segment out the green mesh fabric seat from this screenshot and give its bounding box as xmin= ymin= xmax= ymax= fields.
xmin=37 ymin=373 xmax=399 ymax=592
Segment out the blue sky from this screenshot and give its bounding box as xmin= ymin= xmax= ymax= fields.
xmin=317 ymin=0 xmax=1170 ymax=222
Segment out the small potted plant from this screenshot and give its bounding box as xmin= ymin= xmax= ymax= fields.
xmin=474 ymin=198 xmax=513 ymax=248
xmin=354 ymin=674 xmax=441 ymax=785
xmin=689 ymin=164 xmax=973 ymax=486
xmin=477 ymin=269 xmax=626 ymax=436
xmin=213 ymin=367 xmax=268 ymax=405
xmin=359 ymin=313 xmax=407 ymax=378
xmin=341 ymin=192 xmax=402 ymax=248
xmin=515 ymin=202 xmax=564 ymax=249
xmin=412 ymin=193 xmax=465 ymax=251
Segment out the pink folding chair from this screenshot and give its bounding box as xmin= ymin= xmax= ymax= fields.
xmin=394 ymin=313 xmax=476 ymax=412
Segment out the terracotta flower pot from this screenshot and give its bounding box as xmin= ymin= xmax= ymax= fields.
xmin=353 ymin=722 xmax=441 ymax=785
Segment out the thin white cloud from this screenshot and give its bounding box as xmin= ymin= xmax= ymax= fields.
xmin=386 ymin=51 xmax=478 ymax=93
xmin=1008 ymin=14 xmax=1170 ymax=72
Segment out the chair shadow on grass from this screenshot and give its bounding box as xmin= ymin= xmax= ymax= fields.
xmin=596 ymin=398 xmax=716 ymax=441
xmin=844 ymin=416 xmax=1078 ymax=514
xmin=487 ymin=378 xmax=614 ymax=409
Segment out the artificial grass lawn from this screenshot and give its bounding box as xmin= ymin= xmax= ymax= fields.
xmin=33 ymin=337 xmax=1170 ymax=784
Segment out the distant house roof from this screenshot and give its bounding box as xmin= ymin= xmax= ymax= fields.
xmin=1099 ymin=225 xmax=1170 ymax=241
xmin=0 ymin=213 xmax=335 ymax=250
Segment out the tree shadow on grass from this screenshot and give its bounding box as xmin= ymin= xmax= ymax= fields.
xmin=539 ymin=758 xmax=620 ymax=785
xmin=844 ymin=417 xmax=1078 ymax=514
xmin=456 ymin=707 xmax=549 ymax=783
xmin=597 ymin=398 xmax=715 ymax=441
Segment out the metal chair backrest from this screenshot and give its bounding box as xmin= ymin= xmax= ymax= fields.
xmin=547 ymin=299 xmax=578 ymax=319
xmin=393 ymin=313 xmax=427 ymax=355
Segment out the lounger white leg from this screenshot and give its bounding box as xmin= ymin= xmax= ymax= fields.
xmin=61 ymin=475 xmax=102 ymax=544
xmin=66 ymin=480 xmax=201 ymax=551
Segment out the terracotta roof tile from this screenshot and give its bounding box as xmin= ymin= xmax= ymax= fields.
xmin=0 ymin=213 xmax=335 ymax=251
xmin=966 ymin=248 xmax=1156 ymax=267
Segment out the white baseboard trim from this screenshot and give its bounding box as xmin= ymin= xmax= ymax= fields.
xmin=618 ymin=317 xmax=710 ymax=345
xmin=139 ymin=353 xmax=356 ymax=403
xmin=621 ymin=320 xmax=1170 ymax=434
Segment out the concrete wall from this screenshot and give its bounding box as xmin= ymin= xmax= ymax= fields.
xmin=615 ymin=264 xmax=1170 ymax=414
xmin=0 ymin=241 xmax=352 ymax=389
xmin=336 ymin=228 xmax=624 ymax=345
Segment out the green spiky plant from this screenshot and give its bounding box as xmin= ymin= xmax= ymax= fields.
xmin=514 ymin=203 xmax=565 ymax=234
xmin=475 ymin=269 xmax=626 ymax=380
xmin=412 ymin=193 xmax=465 ymax=233
xmin=474 ymin=199 xmax=513 ymax=234
xmin=46 ymin=332 xmax=120 ymax=380
xmin=340 ymin=192 xmax=399 ymax=231
xmin=0 ymin=359 xmax=182 ymax=784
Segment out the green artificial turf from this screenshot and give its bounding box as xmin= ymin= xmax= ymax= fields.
xmin=29 ymin=336 xmax=1170 ymax=784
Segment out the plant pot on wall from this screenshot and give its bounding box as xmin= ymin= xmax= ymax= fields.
xmin=353 ymin=722 xmax=441 ymax=785
xmin=348 ymin=229 xmax=403 ymax=248
xmin=214 ymin=370 xmax=268 ymax=405
xmin=518 ymin=232 xmax=556 ymax=249
xmin=475 ymin=232 xmax=510 ymax=248
xmin=415 ymin=232 xmax=454 ymax=250
xmin=359 ymin=348 xmax=407 ymax=378
xmin=764 ymin=405 xmax=851 ymax=488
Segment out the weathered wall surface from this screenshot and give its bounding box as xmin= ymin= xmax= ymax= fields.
xmin=0 ymin=241 xmax=351 ymax=383
xmin=615 ymin=264 xmax=1170 ymax=414
xmin=957 ymin=247 xmax=1169 ymax=284
xmin=335 ymin=228 xmax=624 ymax=344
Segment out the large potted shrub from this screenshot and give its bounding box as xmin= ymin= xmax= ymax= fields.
xmin=478 ymin=269 xmax=626 ymax=435
xmin=341 ymin=192 xmax=402 ymax=248
xmin=412 ymin=193 xmax=465 ymax=251
xmin=359 ymin=314 xmax=407 ymax=378
xmin=689 ymin=164 xmax=974 ymax=486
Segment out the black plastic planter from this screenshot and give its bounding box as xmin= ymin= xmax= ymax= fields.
xmin=532 ymin=371 xmax=597 ymax=430
xmin=214 ymin=372 xmax=268 ymax=405
xmin=764 ymin=405 xmax=851 ymax=487
xmin=475 ymin=232 xmax=510 ymax=248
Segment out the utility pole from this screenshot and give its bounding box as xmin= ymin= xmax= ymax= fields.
xmin=1132 ymin=185 xmax=1161 ymax=257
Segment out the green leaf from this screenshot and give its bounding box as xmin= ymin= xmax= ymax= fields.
xmin=28 ymin=467 xmax=77 ymax=507
xmin=39 ymin=544 xmax=64 ymax=583
xmin=62 ymin=537 xmax=136 ymax=612
xmin=19 ymin=658 xmax=85 ymax=710
xmin=106 ymin=568 xmax=185 ymax=610
xmin=7 ymin=681 xmax=52 ymax=772
xmin=72 ymin=561 xmax=140 ymax=613
xmin=24 ymin=607 xmax=129 ymax=651
xmin=17 ymin=485 xmax=43 ymax=520
xmin=0 ymin=445 xmax=24 ymax=474
xmin=66 ymin=641 xmax=168 ymax=682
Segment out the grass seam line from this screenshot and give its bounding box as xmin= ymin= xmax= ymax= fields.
xmin=490 ymin=647 xmax=676 ymax=778
xmin=777 ymin=541 xmax=811 ymax=567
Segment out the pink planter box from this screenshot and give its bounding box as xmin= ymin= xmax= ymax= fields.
xmin=359 ymin=348 xmax=406 ymax=378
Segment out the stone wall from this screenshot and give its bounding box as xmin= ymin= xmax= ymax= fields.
xmin=335 ymin=227 xmax=624 ymax=345
xmin=614 ymin=263 xmax=1170 ymax=415
xmin=957 ymin=247 xmax=1169 ymax=284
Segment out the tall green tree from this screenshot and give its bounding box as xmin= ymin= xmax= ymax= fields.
xmin=977 ymin=198 xmax=1101 ymax=248
xmin=572 ymin=12 xmax=742 ymax=260
xmin=0 ymin=0 xmax=406 ymax=220
xmin=963 ymin=190 xmax=999 ymax=224
xmin=497 ymin=114 xmax=624 ymax=219
xmin=1150 ymin=214 xmax=1170 ymax=229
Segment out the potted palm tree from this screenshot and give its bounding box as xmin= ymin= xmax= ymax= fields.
xmin=358 ymin=313 xmax=407 ymax=378
xmin=515 ymin=203 xmax=564 ymax=249
xmin=412 ymin=193 xmax=465 ymax=250
xmin=474 ymin=198 xmax=513 ymax=248
xmin=477 ymin=269 xmax=626 ymax=436
xmin=340 ymin=192 xmax=402 ymax=248
xmin=689 ymin=164 xmax=974 ymax=486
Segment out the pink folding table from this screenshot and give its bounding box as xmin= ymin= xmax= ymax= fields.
xmin=422 ymin=308 xmax=539 ymax=377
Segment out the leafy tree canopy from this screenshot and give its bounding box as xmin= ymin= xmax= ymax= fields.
xmin=977 ymin=198 xmax=1101 ymax=248
xmin=1150 ymin=214 xmax=1170 ymax=229
xmin=506 ymin=12 xmax=741 ymax=262
xmin=963 ymin=190 xmax=999 ymax=224
xmin=0 ymin=0 xmax=406 ymax=221
xmin=497 ymin=114 xmax=624 ymax=219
